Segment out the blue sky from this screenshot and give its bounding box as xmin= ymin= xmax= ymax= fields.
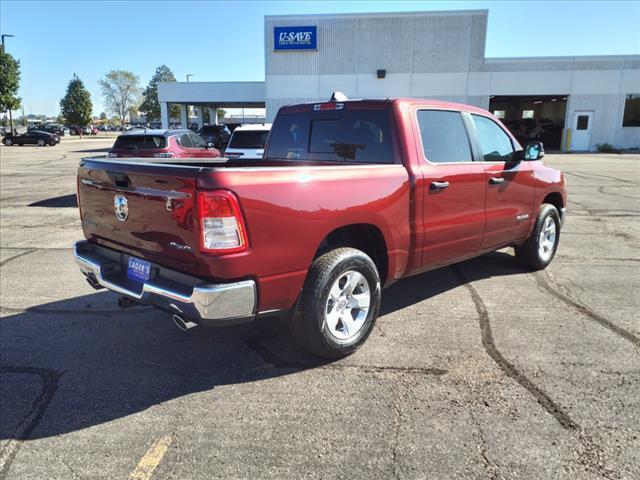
xmin=2 ymin=0 xmax=639 ymax=116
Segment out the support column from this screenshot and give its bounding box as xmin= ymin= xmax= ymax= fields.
xmin=160 ymin=102 xmax=169 ymax=129
xmin=180 ymin=104 xmax=188 ymax=129
xmin=207 ymin=108 xmax=218 ymax=125
xmin=196 ymin=106 xmax=204 ymax=129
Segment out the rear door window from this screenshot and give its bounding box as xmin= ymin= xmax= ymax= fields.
xmin=188 ymin=133 xmax=206 ymax=148
xmin=417 ymin=110 xmax=473 ymax=163
xmin=178 ymin=133 xmax=194 ymax=148
xmin=113 ymin=135 xmax=167 ymax=150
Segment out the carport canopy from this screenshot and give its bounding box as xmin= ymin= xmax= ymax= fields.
xmin=157 ymin=81 xmax=266 ymax=128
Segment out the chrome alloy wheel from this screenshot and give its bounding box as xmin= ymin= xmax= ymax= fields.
xmin=325 ymin=270 xmax=371 ymax=341
xmin=538 ymin=216 xmax=557 ymax=262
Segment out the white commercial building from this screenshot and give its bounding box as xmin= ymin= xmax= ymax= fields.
xmin=158 ymin=9 xmax=639 ymax=151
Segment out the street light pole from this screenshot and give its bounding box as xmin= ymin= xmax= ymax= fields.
xmin=186 ymin=74 xmax=194 ymax=82
xmin=1 ymin=34 xmax=14 ymax=50
xmin=2 ymin=34 xmax=16 ymax=133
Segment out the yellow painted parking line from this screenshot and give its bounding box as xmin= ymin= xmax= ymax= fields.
xmin=129 ymin=435 xmax=173 ymax=480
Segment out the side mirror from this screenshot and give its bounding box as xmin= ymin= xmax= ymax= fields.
xmin=206 ymin=142 xmax=215 ymax=149
xmin=524 ymin=141 xmax=545 ymax=161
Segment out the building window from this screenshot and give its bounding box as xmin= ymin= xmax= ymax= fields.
xmin=493 ymin=110 xmax=506 ymax=119
xmin=576 ymin=115 xmax=590 ymax=131
xmin=521 ymin=110 xmax=534 ymax=119
xmin=622 ymin=94 xmax=640 ymax=127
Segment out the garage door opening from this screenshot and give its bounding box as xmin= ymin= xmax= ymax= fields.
xmin=489 ymin=95 xmax=567 ymax=150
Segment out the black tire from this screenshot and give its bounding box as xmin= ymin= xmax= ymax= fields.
xmin=290 ymin=247 xmax=381 ymax=359
xmin=3 ymin=138 xmax=12 ymax=146
xmin=37 ymin=139 xmax=46 ymax=147
xmin=514 ymin=203 xmax=561 ymax=270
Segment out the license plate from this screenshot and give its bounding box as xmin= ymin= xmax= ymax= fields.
xmin=127 ymin=257 xmax=151 ymax=282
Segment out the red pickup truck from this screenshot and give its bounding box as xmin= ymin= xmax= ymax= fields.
xmin=74 ymin=95 xmax=566 ymax=358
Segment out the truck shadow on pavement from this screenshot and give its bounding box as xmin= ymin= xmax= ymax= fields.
xmin=0 ymin=251 xmax=525 ymax=442
xmin=28 ymin=194 xmax=78 ymax=208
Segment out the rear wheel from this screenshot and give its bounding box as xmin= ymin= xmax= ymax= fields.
xmin=514 ymin=203 xmax=561 ymax=270
xmin=290 ymin=247 xmax=381 ymax=359
xmin=37 ymin=139 xmax=46 ymax=146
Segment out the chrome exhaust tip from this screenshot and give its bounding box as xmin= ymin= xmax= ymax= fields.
xmin=172 ymin=314 xmax=198 ymax=331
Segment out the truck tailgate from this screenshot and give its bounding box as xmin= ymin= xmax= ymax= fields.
xmin=78 ymin=158 xmax=207 ymax=276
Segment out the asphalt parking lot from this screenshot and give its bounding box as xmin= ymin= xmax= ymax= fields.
xmin=0 ymin=139 xmax=638 ymax=480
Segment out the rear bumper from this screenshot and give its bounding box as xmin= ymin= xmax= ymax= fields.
xmin=73 ymin=241 xmax=256 ymax=326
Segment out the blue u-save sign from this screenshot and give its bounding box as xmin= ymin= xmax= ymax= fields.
xmin=274 ymin=26 xmax=317 ymax=50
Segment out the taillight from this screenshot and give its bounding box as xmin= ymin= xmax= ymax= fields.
xmin=197 ymin=190 xmax=247 ymax=253
xmin=153 ymin=152 xmax=175 ymax=158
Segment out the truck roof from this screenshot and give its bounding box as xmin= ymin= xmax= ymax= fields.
xmin=278 ymin=97 xmax=491 ymax=116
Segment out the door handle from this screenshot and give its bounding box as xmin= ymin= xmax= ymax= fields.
xmin=489 ymin=177 xmax=505 ymax=185
xmin=430 ymin=181 xmax=450 ymax=190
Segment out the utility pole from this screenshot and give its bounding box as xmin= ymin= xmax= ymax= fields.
xmin=186 ymin=74 xmax=194 ymax=82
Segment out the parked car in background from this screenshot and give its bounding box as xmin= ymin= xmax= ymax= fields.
xmin=3 ymin=130 xmax=60 ymax=146
xmin=224 ymin=123 xmax=271 ymax=160
xmin=74 ymin=94 xmax=565 ymax=359
xmin=68 ymin=125 xmax=84 ymax=135
xmin=107 ymin=129 xmax=221 ymax=159
xmin=37 ymin=123 xmax=67 ymax=136
xmin=198 ymin=124 xmax=231 ymax=149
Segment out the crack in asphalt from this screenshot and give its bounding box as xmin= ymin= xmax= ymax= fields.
xmin=597 ymin=185 xmax=639 ymax=200
xmin=452 ymin=265 xmax=579 ymax=431
xmin=468 ymin=410 xmax=500 ymax=480
xmin=241 ymin=334 xmax=447 ymax=376
xmin=0 ymin=365 xmax=63 ymax=479
xmin=390 ymin=375 xmax=413 ymax=480
xmin=0 ymin=249 xmax=37 ymax=268
xmin=534 ymin=272 xmax=639 ymax=349
xmin=0 ymin=305 xmax=122 ymax=320
xmin=0 ymin=247 xmax=72 ymax=251
xmin=565 ymin=171 xmax=639 ymax=186
xmin=453 ymin=266 xmax=625 ymax=478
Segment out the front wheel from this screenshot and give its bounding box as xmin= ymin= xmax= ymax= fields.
xmin=514 ymin=203 xmax=561 ymax=270
xmin=290 ymin=247 xmax=381 ymax=359
xmin=3 ymin=138 xmax=13 ymax=146
xmin=37 ymin=139 xmax=46 ymax=146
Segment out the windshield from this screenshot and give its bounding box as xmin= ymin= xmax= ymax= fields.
xmin=112 ymin=135 xmax=167 ymax=150
xmin=228 ymin=130 xmax=269 ymax=149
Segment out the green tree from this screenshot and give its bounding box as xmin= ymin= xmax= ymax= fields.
xmin=216 ymin=108 xmax=226 ymax=120
xmin=99 ymin=112 xmax=107 ymax=121
xmin=139 ymin=65 xmax=180 ymax=122
xmin=60 ymin=74 xmax=93 ymax=126
xmin=0 ymin=49 xmax=22 ymax=133
xmin=99 ymin=70 xmax=141 ymax=130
